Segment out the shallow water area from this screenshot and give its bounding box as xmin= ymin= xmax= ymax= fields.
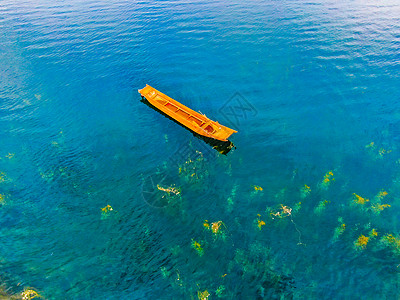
xmin=1 ymin=0 xmax=400 ymax=298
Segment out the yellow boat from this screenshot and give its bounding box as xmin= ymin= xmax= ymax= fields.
xmin=138 ymin=85 xmax=237 ymax=142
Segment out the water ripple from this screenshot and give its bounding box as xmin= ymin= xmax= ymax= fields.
xmin=1 ymin=0 xmax=400 ymax=298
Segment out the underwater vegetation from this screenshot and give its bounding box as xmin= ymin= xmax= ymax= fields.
xmin=350 ymin=191 xmax=391 ymax=216
xmin=333 ymin=218 xmax=346 ymax=241
xmin=156 ymin=184 xmax=182 ymax=208
xmin=253 ymin=185 xmax=263 ymax=191
xmin=178 ymin=150 xmax=209 ymax=185
xmin=197 ymin=289 xmax=210 ymax=300
xmin=269 ymin=204 xmax=293 ymax=219
xmin=300 ymin=184 xmax=311 ymax=199
xmin=226 ymin=183 xmax=238 ymax=213
xmin=159 ymin=184 xmax=183 ymax=214
xmin=2 ymin=130 xmax=400 ymax=300
xmin=265 ymin=202 xmax=304 ymax=246
xmin=191 ymin=239 xmax=205 ymax=257
xmin=320 ymin=171 xmax=335 ymax=189
xmin=354 ymin=234 xmax=369 ymax=250
xmin=353 ymin=229 xmax=380 ymax=251
xmin=21 ymin=289 xmax=41 ymax=300
xmin=228 ymin=242 xmax=294 ymax=298
xmin=256 ymin=214 xmax=266 ymax=230
xmin=370 ymin=190 xmax=391 ymax=214
xmin=3 ymin=153 xmax=15 ymax=160
xmin=215 ymin=285 xmax=226 ymax=298
xmin=250 ymin=184 xmax=264 ymax=200
xmin=157 ymin=184 xmax=180 ymax=195
xmin=0 ymin=172 xmax=9 ymax=184
xmin=380 ymin=234 xmax=400 ymax=255
xmin=0 ymin=285 xmax=42 ymax=300
xmin=101 ymin=204 xmax=113 ymax=213
xmin=313 ymin=200 xmax=330 ymax=215
xmin=203 ymin=220 xmax=228 ymax=241
xmin=101 ymin=204 xmax=114 ymax=219
xmin=352 ymin=193 xmax=369 ymax=205
xmin=365 ymin=141 xmax=392 ymax=159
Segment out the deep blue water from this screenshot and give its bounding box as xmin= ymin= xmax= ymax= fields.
xmin=1 ymin=0 xmax=400 ymax=298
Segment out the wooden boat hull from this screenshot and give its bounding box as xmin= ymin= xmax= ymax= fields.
xmin=140 ymin=98 xmax=235 ymax=154
xmin=138 ymin=85 xmax=237 ymax=142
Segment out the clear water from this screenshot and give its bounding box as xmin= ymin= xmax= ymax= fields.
xmin=1 ymin=0 xmax=400 ymax=298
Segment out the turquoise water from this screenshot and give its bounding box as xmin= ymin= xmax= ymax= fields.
xmin=1 ymin=0 xmax=400 ymax=298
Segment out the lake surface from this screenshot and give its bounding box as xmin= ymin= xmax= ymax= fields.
xmin=1 ymin=0 xmax=400 ymax=298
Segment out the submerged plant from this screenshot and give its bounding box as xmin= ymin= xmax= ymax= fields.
xmin=250 ymin=184 xmax=264 ymax=198
xmin=226 ymin=196 xmax=234 ymax=213
xmin=160 ymin=266 xmax=171 ymax=278
xmin=270 ymin=204 xmax=292 ymax=219
xmin=253 ymin=185 xmax=263 ymax=191
xmin=178 ymin=151 xmax=208 ymax=184
xmin=203 ymin=220 xmax=210 ymax=229
xmin=101 ymin=204 xmax=113 ymax=212
xmin=366 ymin=141 xmax=392 ymax=158
xmin=0 ymin=194 xmax=4 ymax=205
xmin=198 ymin=289 xmax=210 ymax=300
xmin=191 ymin=239 xmax=204 ymax=256
xmin=378 ymin=148 xmax=392 ymax=157
xmin=321 ymin=171 xmax=335 ymax=188
xmin=255 ymin=214 xmax=266 ymax=230
xmin=333 ymin=222 xmax=346 ymax=241
xmin=215 ymin=285 xmax=226 ymax=298
xmin=170 ymin=245 xmax=182 ymax=256
xmin=300 ymin=185 xmax=311 ymax=198
xmin=293 ymin=201 xmax=302 ymax=213
xmin=352 ymin=193 xmax=369 ymax=205
xmin=370 ymin=203 xmax=391 ymax=214
xmin=369 ymin=229 xmax=378 ymax=238
xmin=377 ymin=190 xmax=388 ymax=200
xmin=21 ymin=288 xmax=41 ymax=300
xmin=380 ymin=234 xmax=397 ymax=246
xmin=365 ymin=142 xmax=375 ymax=149
xmin=204 ymin=220 xmax=228 ymax=240
xmin=39 ymin=169 xmax=54 ymax=182
xmin=369 ymin=190 xmax=391 ymax=214
xmin=157 ymin=184 xmax=180 ymax=195
xmin=0 ymin=172 xmax=7 ymax=183
xmin=211 ymin=221 xmax=223 ymax=234
xmin=229 ymin=242 xmax=294 ymax=297
xmin=379 ymin=233 xmax=400 ymax=254
xmin=314 ymin=200 xmax=330 ymax=215
xmin=101 ymin=204 xmax=114 ymax=219
xmin=354 ymin=234 xmax=369 ymax=250
xmin=156 ymin=183 xmax=183 ymax=211
xmin=5 ymin=153 xmax=15 ymax=159
xmin=226 ymin=183 xmax=238 ymax=213
xmin=269 ymin=204 xmax=304 ymax=245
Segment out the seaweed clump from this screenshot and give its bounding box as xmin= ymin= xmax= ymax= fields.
xmin=203 ymin=220 xmax=228 ymax=240
xmin=0 ymin=286 xmax=42 ymax=300
xmin=21 ymin=289 xmax=42 ymax=300
xmin=354 ymin=235 xmax=369 ymax=250
xmin=101 ymin=204 xmax=115 ymax=220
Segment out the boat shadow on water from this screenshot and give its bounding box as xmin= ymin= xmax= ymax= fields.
xmin=140 ymin=98 xmax=236 ymax=155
